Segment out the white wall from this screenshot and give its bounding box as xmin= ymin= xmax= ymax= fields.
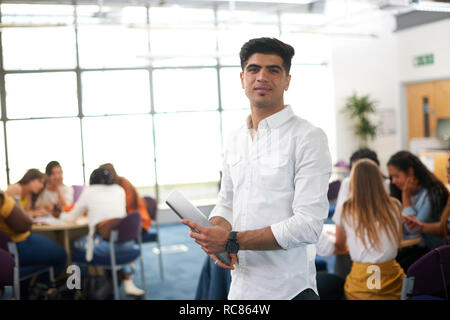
xmin=329 ymin=1 xmax=450 ymax=175
xmin=329 ymin=6 xmax=401 ymax=175
xmin=398 ymin=18 xmax=450 ymax=83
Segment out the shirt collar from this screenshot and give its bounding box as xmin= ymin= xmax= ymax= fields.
xmin=246 ymin=105 xmax=294 ymax=130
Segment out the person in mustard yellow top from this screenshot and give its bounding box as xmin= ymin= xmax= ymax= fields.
xmin=0 ymin=190 xmax=66 ymax=298
xmin=99 ymin=163 xmax=152 ymax=232
xmin=335 ymin=159 xmax=405 ymax=300
xmin=5 ymin=169 xmax=50 ymax=218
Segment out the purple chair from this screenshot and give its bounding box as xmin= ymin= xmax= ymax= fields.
xmin=327 ymin=180 xmax=341 ymax=219
xmin=72 ymin=185 xmax=86 ymax=203
xmin=142 ymin=196 xmax=164 ymax=279
xmin=401 ymin=245 xmax=450 ymax=300
xmin=327 ymin=180 xmax=341 ymax=202
xmin=71 ymin=212 xmax=146 ymax=300
xmin=0 ymin=248 xmax=14 ymax=287
xmin=0 ymin=231 xmax=54 ymax=300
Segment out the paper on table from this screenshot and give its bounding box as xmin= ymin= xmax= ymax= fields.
xmin=33 ymin=216 xmax=65 ymax=226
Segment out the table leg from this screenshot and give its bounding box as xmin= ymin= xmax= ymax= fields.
xmin=64 ymin=229 xmax=72 ymax=266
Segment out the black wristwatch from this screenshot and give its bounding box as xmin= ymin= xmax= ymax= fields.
xmin=225 ymin=231 xmax=239 ymax=254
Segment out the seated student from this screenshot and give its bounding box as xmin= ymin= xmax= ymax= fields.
xmin=35 ymin=161 xmax=74 ymax=217
xmin=0 ymin=190 xmax=67 ymax=297
xmin=60 ymin=168 xmax=145 ymax=297
xmin=335 ymin=159 xmax=405 ymax=300
xmin=5 ymin=169 xmax=49 ymax=218
xmin=99 ymin=163 xmax=152 ymax=233
xmin=403 ymin=157 xmax=450 ymax=243
xmin=331 ymin=148 xmax=389 ymax=279
xmin=387 ymin=151 xmax=448 ymax=271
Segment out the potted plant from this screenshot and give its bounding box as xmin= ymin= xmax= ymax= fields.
xmin=343 ymin=92 xmax=378 ymax=148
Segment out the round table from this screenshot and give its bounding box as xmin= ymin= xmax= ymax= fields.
xmin=32 ymin=217 xmax=89 ymax=265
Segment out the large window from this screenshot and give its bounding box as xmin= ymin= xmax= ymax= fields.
xmin=82 ymin=115 xmax=155 ymax=187
xmin=5 ymin=72 xmax=78 ymax=119
xmin=154 ymin=112 xmax=222 ymax=202
xmin=153 ymin=68 xmax=218 ymax=112
xmin=81 ymin=70 xmax=151 ymax=115
xmin=76 ymin=6 xmax=149 ymax=69
xmin=0 ymin=3 xmax=335 ymax=206
xmin=1 ymin=4 xmax=76 ymax=70
xmin=220 ymin=67 xmax=248 ymax=110
xmin=6 ymin=118 xmax=83 ymax=184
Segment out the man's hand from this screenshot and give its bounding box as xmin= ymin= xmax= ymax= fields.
xmin=181 ymin=219 xmax=237 ymax=270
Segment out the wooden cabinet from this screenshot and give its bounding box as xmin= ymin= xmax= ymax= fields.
xmin=406 ymin=79 xmax=450 ymax=140
xmin=419 ymin=151 xmax=450 ymax=186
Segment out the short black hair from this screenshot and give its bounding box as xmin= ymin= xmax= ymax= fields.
xmin=89 ymin=168 xmax=114 ymax=186
xmin=239 ymin=37 xmax=295 ymax=74
xmin=349 ymin=148 xmax=380 ymax=171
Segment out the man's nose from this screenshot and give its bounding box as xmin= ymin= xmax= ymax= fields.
xmin=256 ymin=69 xmax=269 ymax=82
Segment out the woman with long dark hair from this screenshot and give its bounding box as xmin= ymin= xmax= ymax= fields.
xmin=403 ymin=157 xmax=450 ymax=243
xmin=35 ymin=161 xmax=74 ymax=217
xmin=387 ymin=151 xmax=448 ymax=271
xmin=5 ymin=169 xmax=49 ymax=218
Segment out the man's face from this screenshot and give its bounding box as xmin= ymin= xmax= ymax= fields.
xmin=240 ymin=53 xmax=291 ymax=109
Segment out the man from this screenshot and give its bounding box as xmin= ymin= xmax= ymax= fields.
xmin=182 ymin=37 xmax=331 ymax=300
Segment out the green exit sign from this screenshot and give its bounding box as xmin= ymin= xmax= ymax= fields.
xmin=414 ymin=54 xmax=434 ymax=67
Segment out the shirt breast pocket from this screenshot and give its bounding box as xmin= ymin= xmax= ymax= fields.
xmin=227 ymin=154 xmax=244 ymax=188
xmin=258 ymin=155 xmax=290 ymax=191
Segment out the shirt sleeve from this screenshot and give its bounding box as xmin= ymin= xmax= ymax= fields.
xmin=63 ymin=185 xmax=74 ymax=205
xmin=271 ymin=127 xmax=332 ymax=250
xmin=60 ymin=187 xmax=88 ymax=222
xmin=208 ymin=153 xmax=234 ymax=226
xmin=0 ymin=194 xmax=16 ymax=219
xmin=403 ymin=191 xmax=432 ymax=235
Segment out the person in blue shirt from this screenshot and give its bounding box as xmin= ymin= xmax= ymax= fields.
xmin=403 ymin=157 xmax=450 ymax=243
xmin=387 ymin=151 xmax=448 ymax=271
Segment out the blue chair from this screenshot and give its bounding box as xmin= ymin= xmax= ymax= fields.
xmin=0 ymin=231 xmax=54 ymax=300
xmin=142 ymin=196 xmax=164 ymax=280
xmin=71 ymin=212 xmax=146 ymax=300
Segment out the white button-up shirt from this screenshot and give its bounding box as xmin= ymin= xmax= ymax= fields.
xmin=209 ymin=105 xmax=332 ymax=300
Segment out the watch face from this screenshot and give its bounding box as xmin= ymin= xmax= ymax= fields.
xmin=226 ymin=241 xmax=239 ymax=254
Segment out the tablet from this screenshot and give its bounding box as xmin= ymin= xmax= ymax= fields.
xmin=165 ymin=189 xmax=231 ymax=266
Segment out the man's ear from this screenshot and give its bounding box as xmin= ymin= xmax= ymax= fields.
xmin=240 ymin=72 xmax=245 ymax=89
xmin=284 ymin=74 xmax=291 ymax=91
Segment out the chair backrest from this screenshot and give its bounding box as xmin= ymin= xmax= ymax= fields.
xmin=0 ymin=230 xmax=11 ymax=251
xmin=143 ymin=196 xmax=158 ymax=221
xmin=440 ymin=203 xmax=449 ymax=239
xmin=407 ymin=245 xmax=450 ymax=297
xmin=112 ymin=212 xmax=141 ymax=243
xmin=327 ymin=180 xmax=341 ymax=201
xmin=72 ymin=185 xmax=86 ymax=203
